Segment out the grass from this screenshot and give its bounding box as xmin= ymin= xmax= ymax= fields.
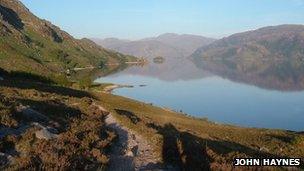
xmin=1 ymin=70 xmax=304 ymax=170
xmin=0 ymin=16 xmax=137 ymax=79
xmin=0 ymin=76 xmax=117 ymax=170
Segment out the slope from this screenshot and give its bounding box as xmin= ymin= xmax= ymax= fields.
xmin=0 ymin=0 xmax=134 ymax=79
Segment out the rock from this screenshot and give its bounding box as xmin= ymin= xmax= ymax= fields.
xmin=33 ymin=122 xmax=59 ymax=140
xmin=125 ymin=150 xmax=134 ymax=157
xmin=259 ymin=147 xmax=269 ymax=152
xmin=0 ymin=76 xmax=4 ymax=81
xmin=46 ymin=126 xmax=59 ymax=134
xmin=35 ymin=128 xmax=58 ymax=140
xmin=0 ymin=153 xmax=13 ymax=169
xmin=32 ymin=122 xmax=59 ymax=133
xmin=131 ymin=145 xmax=139 ymax=156
xmin=16 ymin=105 xmax=49 ymax=123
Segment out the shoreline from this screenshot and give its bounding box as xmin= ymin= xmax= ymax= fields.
xmin=103 ymin=84 xmax=134 ymax=93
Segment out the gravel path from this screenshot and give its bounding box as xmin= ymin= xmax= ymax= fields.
xmin=105 ymin=114 xmax=162 ymax=171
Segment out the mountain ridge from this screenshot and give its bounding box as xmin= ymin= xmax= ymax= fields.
xmin=92 ymin=33 xmax=215 ymax=59
xmin=192 ymin=24 xmax=304 ymax=60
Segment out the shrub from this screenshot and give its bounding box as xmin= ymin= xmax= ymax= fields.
xmin=78 ymin=77 xmax=93 ymax=89
xmin=52 ymin=74 xmax=72 ymax=87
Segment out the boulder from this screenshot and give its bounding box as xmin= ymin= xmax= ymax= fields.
xmin=16 ymin=105 xmax=49 ymax=123
xmin=35 ymin=128 xmax=58 ymax=140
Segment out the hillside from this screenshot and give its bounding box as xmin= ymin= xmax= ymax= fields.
xmin=191 ymin=25 xmax=304 ymax=90
xmin=92 ymin=33 xmax=215 ymax=59
xmin=192 ymin=25 xmax=304 ymax=60
xmin=0 ymin=0 xmax=134 ymax=79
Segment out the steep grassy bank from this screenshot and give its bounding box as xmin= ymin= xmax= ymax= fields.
xmin=95 ymin=86 xmax=304 ymax=170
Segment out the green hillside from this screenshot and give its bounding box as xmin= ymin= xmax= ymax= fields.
xmin=192 ymin=25 xmax=304 ymax=61
xmin=0 ymin=0 xmax=135 ymax=79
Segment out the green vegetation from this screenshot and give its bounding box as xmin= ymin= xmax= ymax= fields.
xmin=0 ymin=0 xmax=136 ymax=79
xmin=0 ymin=1 xmax=137 ymax=168
xmin=78 ymin=77 xmax=94 ymax=90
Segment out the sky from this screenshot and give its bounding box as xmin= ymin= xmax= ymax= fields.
xmin=20 ymin=0 xmax=304 ymax=40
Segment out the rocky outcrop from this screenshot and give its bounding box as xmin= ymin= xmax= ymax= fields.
xmin=16 ymin=105 xmax=50 ymax=123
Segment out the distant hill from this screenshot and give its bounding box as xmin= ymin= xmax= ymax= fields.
xmin=192 ymin=25 xmax=304 ymax=60
xmin=92 ymin=33 xmax=215 ymax=59
xmin=191 ymin=25 xmax=304 ymax=91
xmin=0 ymin=0 xmax=134 ymax=77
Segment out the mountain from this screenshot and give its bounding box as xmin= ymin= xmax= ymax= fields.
xmin=191 ymin=25 xmax=304 ymax=91
xmin=96 ymin=38 xmax=130 ymax=48
xmin=192 ymin=25 xmax=304 ymax=60
xmin=0 ymin=0 xmax=134 ymax=78
xmin=92 ymin=33 xmax=215 ymax=59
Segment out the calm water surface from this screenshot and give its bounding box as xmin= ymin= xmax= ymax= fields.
xmin=96 ymin=60 xmax=304 ymax=131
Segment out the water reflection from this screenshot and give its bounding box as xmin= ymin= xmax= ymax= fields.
xmin=96 ymin=58 xmax=304 ymax=131
xmin=104 ymin=57 xmax=304 ymax=91
xmin=104 ymin=58 xmax=212 ymax=82
xmin=193 ymin=57 xmax=304 ymax=91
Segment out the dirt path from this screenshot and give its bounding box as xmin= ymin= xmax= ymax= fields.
xmin=105 ymin=114 xmax=162 ymax=171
